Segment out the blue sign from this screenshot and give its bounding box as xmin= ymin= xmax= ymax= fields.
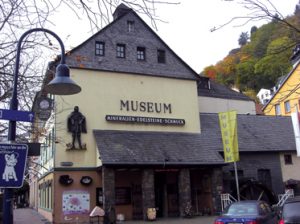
xmin=0 ymin=144 xmax=28 ymax=188
xmin=0 ymin=108 xmax=34 ymax=122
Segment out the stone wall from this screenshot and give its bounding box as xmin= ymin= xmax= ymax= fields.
xmin=102 ymin=166 xmax=115 ymax=211
xmin=178 ymin=168 xmax=191 ymax=217
xmin=141 ymin=169 xmax=155 ymax=220
xmin=211 ymin=167 xmax=223 ymax=214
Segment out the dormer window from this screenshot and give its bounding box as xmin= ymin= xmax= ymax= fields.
xmin=116 ymin=44 xmax=126 ymax=58
xmin=284 ymin=154 xmax=293 ymax=165
xmin=137 ymin=47 xmax=146 ymax=61
xmin=127 ymin=21 xmax=135 ymax=32
xmin=157 ymin=49 xmax=166 ymax=63
xmin=95 ymin=41 xmax=105 ymax=56
xmin=198 ymin=77 xmax=210 ymax=90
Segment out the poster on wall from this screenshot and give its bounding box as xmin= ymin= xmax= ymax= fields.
xmin=62 ymin=190 xmax=90 ymax=215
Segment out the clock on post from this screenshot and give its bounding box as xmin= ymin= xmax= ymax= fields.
xmin=36 ymin=97 xmax=53 ymax=121
xmin=38 ymin=98 xmax=51 ymax=110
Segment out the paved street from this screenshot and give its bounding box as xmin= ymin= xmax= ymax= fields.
xmin=125 ymin=216 xmax=216 ymax=224
xmin=13 ymin=208 xmax=217 ymax=224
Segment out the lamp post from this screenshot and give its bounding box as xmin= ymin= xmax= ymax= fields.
xmin=3 ymin=28 xmax=81 ymax=224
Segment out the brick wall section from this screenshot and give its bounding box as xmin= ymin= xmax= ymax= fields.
xmin=141 ymin=169 xmax=155 ymax=220
xmin=102 ymin=166 xmax=116 ymax=211
xmin=65 ymin=12 xmax=198 ymax=80
xmin=223 ymin=152 xmax=285 ymax=195
xmin=211 ymin=167 xmax=223 ymax=214
xmin=178 ymin=168 xmax=191 ymax=217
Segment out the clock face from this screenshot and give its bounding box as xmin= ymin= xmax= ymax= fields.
xmin=39 ymin=99 xmax=50 ymax=110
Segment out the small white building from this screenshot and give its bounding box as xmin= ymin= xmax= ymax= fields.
xmin=257 ymin=88 xmax=272 ymax=105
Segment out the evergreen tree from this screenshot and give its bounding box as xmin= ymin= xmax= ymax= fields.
xmin=238 ymin=32 xmax=249 ymax=46
xmin=250 ymin=26 xmax=258 ymax=35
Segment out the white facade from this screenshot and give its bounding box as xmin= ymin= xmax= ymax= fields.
xmin=257 ymin=88 xmax=272 ymax=105
xmin=198 ymin=96 xmax=256 ymax=115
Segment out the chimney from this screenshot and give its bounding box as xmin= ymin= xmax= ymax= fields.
xmin=113 ymin=4 xmax=131 ymax=20
xmin=290 ymin=44 xmax=300 ymax=67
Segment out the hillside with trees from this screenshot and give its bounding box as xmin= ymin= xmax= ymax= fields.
xmin=202 ymin=3 xmax=300 ymax=99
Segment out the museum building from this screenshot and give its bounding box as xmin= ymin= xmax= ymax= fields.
xmin=29 ymin=4 xmax=295 ymax=223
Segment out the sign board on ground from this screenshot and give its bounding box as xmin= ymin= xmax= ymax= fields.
xmin=0 ymin=143 xmax=28 ymax=188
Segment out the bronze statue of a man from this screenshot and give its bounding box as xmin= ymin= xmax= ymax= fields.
xmin=67 ymin=106 xmax=87 ymax=149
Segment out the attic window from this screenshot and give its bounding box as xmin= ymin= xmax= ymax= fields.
xmin=157 ymin=49 xmax=166 ymax=63
xmin=127 ymin=21 xmax=134 ymax=32
xmin=95 ymin=41 xmax=105 ymax=56
xmin=116 ymin=44 xmax=126 ymax=58
xmin=284 ymin=154 xmax=293 ymax=165
xmin=198 ymin=77 xmax=210 ymax=90
xmin=137 ymin=47 xmax=145 ymax=61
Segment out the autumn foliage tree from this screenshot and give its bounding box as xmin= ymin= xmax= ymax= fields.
xmin=202 ymin=1 xmax=300 ymax=97
xmin=203 ymin=65 xmax=218 ymax=80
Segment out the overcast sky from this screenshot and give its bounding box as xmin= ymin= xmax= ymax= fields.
xmin=50 ymin=0 xmax=299 ymax=73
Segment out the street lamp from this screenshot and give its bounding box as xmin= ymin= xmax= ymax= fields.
xmin=3 ymin=28 xmax=81 ymax=224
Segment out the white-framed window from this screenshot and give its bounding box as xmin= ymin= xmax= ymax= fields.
xmin=95 ymin=41 xmax=105 ymax=56
xmin=137 ymin=47 xmax=146 ymax=61
xmin=275 ymin=104 xmax=281 ymax=115
xmin=39 ymin=181 xmax=53 ymax=210
xmin=127 ymin=20 xmax=134 ymax=32
xmin=284 ymin=101 xmax=291 ymax=113
xmin=116 ymin=44 xmax=126 ymax=58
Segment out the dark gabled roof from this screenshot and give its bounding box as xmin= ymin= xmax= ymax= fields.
xmin=93 ymin=130 xmax=224 ymax=166
xmin=198 ymin=79 xmax=253 ymax=101
xmin=112 ymin=3 xmax=131 ymax=19
xmin=200 ymin=113 xmax=296 ymax=152
xmin=64 ymin=5 xmax=132 ymax=56
xmin=64 ymin=4 xmax=200 ymax=80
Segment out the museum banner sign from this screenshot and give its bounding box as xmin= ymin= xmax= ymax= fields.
xmin=106 ymin=115 xmax=185 ymax=126
xmin=218 ymin=110 xmax=239 ymax=163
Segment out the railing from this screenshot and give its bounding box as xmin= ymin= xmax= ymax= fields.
xmin=221 ymin=193 xmax=237 ymax=211
xmin=277 ymin=189 xmax=294 ymax=207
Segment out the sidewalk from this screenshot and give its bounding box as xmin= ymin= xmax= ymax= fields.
xmin=13 ymin=208 xmax=216 ymax=224
xmin=13 ymin=208 xmax=50 ymax=224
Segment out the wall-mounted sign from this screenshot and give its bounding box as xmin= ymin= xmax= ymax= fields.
xmin=120 ymin=100 xmax=172 ymax=114
xmin=62 ymin=190 xmax=90 ymax=215
xmin=60 ymin=162 xmax=74 ymax=167
xmin=106 ymin=115 xmax=185 ymax=126
xmin=0 ymin=143 xmax=28 ymax=188
xmin=80 ymin=176 xmax=93 ymax=186
xmin=37 ymin=110 xmax=51 ymax=121
xmin=59 ymin=175 xmax=73 ymax=186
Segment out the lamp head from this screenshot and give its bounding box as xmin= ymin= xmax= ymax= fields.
xmin=45 ymin=64 xmax=81 ymax=95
